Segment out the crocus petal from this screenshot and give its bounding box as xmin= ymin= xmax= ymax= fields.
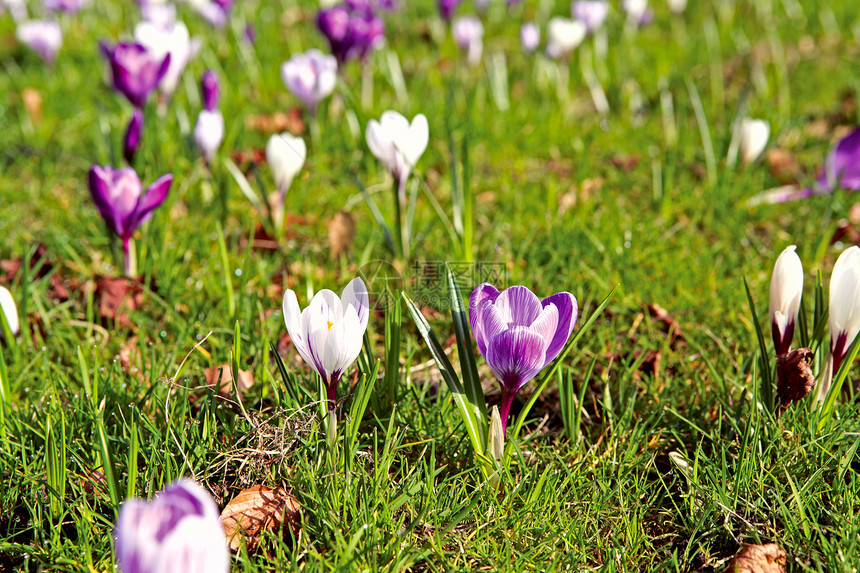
xmin=323 ymin=303 xmax=362 ymax=380
xmin=529 ymin=304 xmax=560 ymax=354
xmin=541 ymin=291 xmax=578 ymax=363
xmin=153 ymin=515 xmax=229 ymax=573
xmin=820 ymin=128 xmax=860 ymax=191
xmin=283 ymin=289 xmax=314 ymax=366
xmin=88 ymin=165 xmax=142 ymax=238
xmin=129 ymin=174 xmax=173 ymax=233
xmin=485 ymin=326 xmax=548 ymax=392
xmin=469 ymin=282 xmax=501 ymax=355
xmin=341 ymin=277 xmax=369 ymax=331
xmin=365 ymin=119 xmax=397 ymax=174
xmin=0 ymin=286 xmax=20 ymax=336
xmin=830 ymin=246 xmax=860 ymax=364
xmin=494 ymin=285 xmax=542 ymax=326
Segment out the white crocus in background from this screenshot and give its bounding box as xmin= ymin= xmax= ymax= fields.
xmin=282 ymin=277 xmax=369 ymax=408
xmin=739 ymin=118 xmax=770 ymax=165
xmin=769 ymin=245 xmax=803 ymax=356
xmin=520 ymin=22 xmax=540 ymax=54
xmin=16 ymin=20 xmax=62 ymax=63
xmin=545 ymin=17 xmax=586 ymax=59
xmin=366 ymin=111 xmax=429 ymax=258
xmin=365 ymin=111 xmax=429 ymax=198
xmin=281 ymin=49 xmax=338 ymax=117
xmin=193 ymin=110 xmax=223 ymax=165
xmin=452 ymin=16 xmax=484 ymax=67
xmin=266 ymin=132 xmax=306 ymax=232
xmin=134 ymin=20 xmax=199 ymax=98
xmin=667 ymin=0 xmax=687 ymax=13
xmin=266 ymin=132 xmax=306 ymax=194
xmin=0 ymin=286 xmax=19 ymax=338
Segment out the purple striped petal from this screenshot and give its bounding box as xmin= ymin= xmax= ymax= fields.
xmin=128 ymin=174 xmax=172 ymax=234
xmin=485 ymin=326 xmax=548 ymax=392
xmin=819 ymin=127 xmax=860 ymax=191
xmin=494 ymin=285 xmax=542 ymax=326
xmin=529 ymin=304 xmax=559 ymax=350
xmin=541 ymin=292 xmax=578 ymax=364
xmin=469 ymin=282 xmax=500 ymax=356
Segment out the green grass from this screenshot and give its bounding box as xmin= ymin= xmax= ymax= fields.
xmin=2 ymin=0 xmax=860 ymax=570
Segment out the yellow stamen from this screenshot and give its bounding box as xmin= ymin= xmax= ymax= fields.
xmin=327 ymin=320 xmax=334 ymax=331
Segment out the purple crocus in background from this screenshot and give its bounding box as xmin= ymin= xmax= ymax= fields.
xmin=438 ymin=0 xmax=461 ymax=21
xmin=101 ymin=42 xmax=170 ymax=108
xmin=317 ymin=4 xmax=384 ymax=65
xmin=751 ymin=127 xmax=860 ymax=204
xmin=115 ymin=479 xmax=229 ymax=573
xmin=194 ymin=71 xmax=223 ymax=165
xmin=44 ymin=0 xmax=89 ymax=13
xmin=470 ymin=284 xmax=578 ymax=434
xmin=572 ymin=1 xmax=609 ymax=34
xmin=16 ymin=20 xmax=62 ymax=63
xmin=281 ymin=49 xmax=338 ymax=116
xmin=88 ymin=165 xmax=172 ymax=276
xmin=201 ymin=69 xmax=220 ymax=111
xmin=123 ymin=109 xmax=144 ymax=164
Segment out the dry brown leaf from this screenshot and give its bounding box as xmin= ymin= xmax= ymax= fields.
xmin=96 ymin=277 xmax=145 ymax=329
xmin=766 ymin=149 xmax=801 ymax=183
xmin=723 ymin=544 xmax=786 ymax=573
xmin=220 ymin=485 xmax=301 ymax=553
xmin=205 ymin=365 xmax=254 ymax=398
xmin=776 ymin=348 xmax=815 ymax=410
xmin=610 ymin=153 xmax=641 ymax=172
xmin=244 ymin=109 xmax=305 ymax=135
xmin=328 ymin=211 xmax=356 ymax=258
xmin=22 ymin=87 xmax=42 ymax=124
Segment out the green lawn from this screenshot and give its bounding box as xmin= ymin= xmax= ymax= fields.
xmin=2 ymin=0 xmax=860 ymax=570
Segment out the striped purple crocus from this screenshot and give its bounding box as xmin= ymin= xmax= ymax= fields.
xmin=88 ymin=165 xmax=172 ymax=276
xmin=114 ymin=479 xmax=228 ymax=573
xmin=470 ymin=284 xmax=578 ymax=434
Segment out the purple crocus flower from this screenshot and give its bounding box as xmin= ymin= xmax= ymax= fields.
xmin=452 ymin=16 xmax=483 ymax=66
xmin=114 ymin=479 xmax=229 ymax=573
xmin=123 ymin=109 xmax=144 ymax=165
xmin=101 ymin=42 xmax=170 ymax=108
xmin=88 ymin=165 xmax=172 ymax=275
xmin=281 ymin=49 xmax=338 ymax=116
xmin=201 ymin=70 xmax=220 ymax=112
xmin=438 ymin=0 xmax=461 ymax=21
xmin=16 ymin=20 xmax=62 ymax=63
xmin=44 ymin=0 xmax=89 ymax=13
xmin=751 ymin=127 xmax=860 ymax=204
xmin=572 ymin=1 xmax=609 ymax=33
xmin=317 ymin=5 xmax=384 ymax=65
xmin=470 ymin=284 xmax=578 ymax=434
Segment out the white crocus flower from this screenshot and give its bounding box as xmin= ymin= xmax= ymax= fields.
xmin=193 ymin=110 xmax=224 ymax=164
xmin=0 ymin=286 xmax=19 ymax=337
xmin=667 ymin=0 xmax=687 ymax=13
xmin=134 ymin=20 xmax=199 ymax=97
xmin=282 ymin=277 xmax=369 ymax=407
xmin=545 ymin=17 xmax=586 ymax=59
xmin=829 ymin=246 xmax=860 ymax=374
xmin=365 ymin=111 xmax=429 ymax=197
xmin=769 ymin=245 xmax=803 ymax=355
xmin=739 ymin=118 xmax=770 ymax=165
xmin=452 ymin=16 xmax=484 ymax=67
xmin=266 ymin=133 xmax=307 ymax=194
